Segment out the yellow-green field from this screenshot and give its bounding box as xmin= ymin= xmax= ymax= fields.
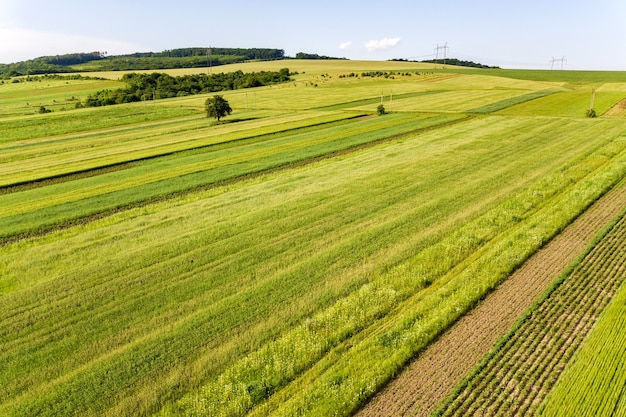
xmin=0 ymin=60 xmax=625 ymax=417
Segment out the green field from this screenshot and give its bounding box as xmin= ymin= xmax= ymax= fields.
xmin=536 ymin=214 xmax=626 ymax=417
xmin=0 ymin=76 xmax=124 ymax=116
xmin=0 ymin=60 xmax=625 ymax=416
xmin=433 ymin=206 xmax=626 ymax=416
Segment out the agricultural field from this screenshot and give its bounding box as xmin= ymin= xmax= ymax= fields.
xmin=0 ymin=59 xmax=625 ymax=417
xmin=0 ymin=76 xmax=123 ymax=116
xmin=358 ymin=180 xmax=626 ymax=417
xmin=538 ymin=260 xmax=626 ymax=417
xmin=431 ymin=206 xmax=626 ymax=416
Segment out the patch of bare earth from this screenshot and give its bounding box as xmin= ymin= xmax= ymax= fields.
xmin=605 ymin=99 xmax=626 ymax=117
xmin=356 ymin=181 xmax=626 ymax=417
xmin=438 ymin=211 xmax=626 ymax=416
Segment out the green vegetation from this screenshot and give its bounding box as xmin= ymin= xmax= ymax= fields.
xmin=466 ymin=89 xmax=558 ymax=113
xmin=420 ymin=58 xmax=500 ymax=69
xmin=1 ymin=59 xmax=625 ymax=417
xmin=535 ymin=209 xmax=626 ymax=417
xmin=0 ymin=48 xmax=286 ymax=76
xmin=538 ymin=271 xmax=626 ymax=417
xmin=0 ymin=112 xmax=463 ymax=240
xmin=205 ymin=95 xmax=233 ymax=121
xmin=83 ymin=69 xmax=292 ymax=107
xmin=0 ymin=76 xmax=124 ymax=117
xmin=432 ymin=206 xmax=626 ymax=417
xmin=295 ymin=52 xmax=346 ymax=60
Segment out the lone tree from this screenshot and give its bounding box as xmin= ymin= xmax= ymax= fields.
xmin=205 ymin=95 xmax=232 ymax=122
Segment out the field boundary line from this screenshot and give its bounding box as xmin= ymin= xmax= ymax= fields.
xmin=432 ymin=205 xmax=626 ymax=416
xmin=357 ymin=179 xmax=626 ymax=417
xmin=0 ymin=114 xmax=472 ymax=247
xmin=0 ymin=112 xmax=363 ymax=193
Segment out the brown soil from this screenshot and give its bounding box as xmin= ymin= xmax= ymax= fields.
xmin=356 ymin=181 xmax=626 ymax=417
xmin=605 ymin=99 xmax=626 ymax=117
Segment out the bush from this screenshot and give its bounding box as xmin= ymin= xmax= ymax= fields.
xmin=377 ymin=104 xmax=386 ymax=115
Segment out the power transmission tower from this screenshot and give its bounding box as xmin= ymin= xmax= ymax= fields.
xmin=435 ymin=43 xmax=449 ymax=64
xmin=550 ymin=56 xmax=566 ymax=70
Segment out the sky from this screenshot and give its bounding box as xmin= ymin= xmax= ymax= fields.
xmin=1 ymin=0 xmax=626 ymax=70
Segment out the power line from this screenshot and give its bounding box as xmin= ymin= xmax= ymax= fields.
xmin=434 ymin=43 xmax=449 ymax=64
xmin=550 ymin=56 xmax=566 ymax=70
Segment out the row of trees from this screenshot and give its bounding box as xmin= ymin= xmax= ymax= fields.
xmin=295 ymin=52 xmax=346 ymax=60
xmin=127 ymin=48 xmax=285 ymax=60
xmin=420 ymin=58 xmax=500 ymax=68
xmin=0 ymin=48 xmax=286 ymax=76
xmin=83 ymin=68 xmax=291 ymax=107
xmin=389 ymin=57 xmax=499 ymax=69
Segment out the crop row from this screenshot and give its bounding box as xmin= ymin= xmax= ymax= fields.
xmin=497 ymin=89 xmax=626 ymax=117
xmin=466 ymin=89 xmax=558 ymax=114
xmin=432 ymin=207 xmax=626 ymax=417
xmin=376 ymin=88 xmax=526 ymax=113
xmin=0 ymin=104 xmax=194 ymax=143
xmin=0 ymin=110 xmax=356 ymax=186
xmin=355 ymin=172 xmax=626 ymax=417
xmin=0 ymin=78 xmax=124 ymax=118
xmin=162 ymin=129 xmax=626 ymax=416
xmin=2 ymin=116 xmax=623 ymax=416
xmin=538 ymin=259 xmax=626 ymax=417
xmin=0 ymin=112 xmax=464 ymax=240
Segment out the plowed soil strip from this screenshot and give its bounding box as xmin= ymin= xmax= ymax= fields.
xmin=357 ymin=181 xmax=626 ymax=417
xmin=437 ymin=214 xmax=626 ymax=416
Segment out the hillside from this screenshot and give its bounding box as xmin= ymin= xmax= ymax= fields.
xmin=0 ymin=47 xmax=286 ymax=77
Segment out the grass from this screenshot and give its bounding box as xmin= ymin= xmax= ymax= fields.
xmin=431 ymin=204 xmax=626 ymax=417
xmin=1 ymin=59 xmax=626 ymax=417
xmin=3 ymin=114 xmax=624 ymax=417
xmin=0 ymin=111 xmax=356 ymax=185
xmin=466 ymin=89 xmax=558 ymax=113
xmin=497 ymin=89 xmax=626 ymax=117
xmin=170 ymin=130 xmax=626 ymax=417
xmin=0 ymin=112 xmax=465 ymax=240
xmin=536 ymin=220 xmax=626 ymax=417
xmin=0 ymin=105 xmax=198 ymax=143
xmin=0 ymin=77 xmax=124 ymax=116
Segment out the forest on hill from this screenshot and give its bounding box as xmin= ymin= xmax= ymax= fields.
xmin=0 ymin=48 xmax=286 ymax=77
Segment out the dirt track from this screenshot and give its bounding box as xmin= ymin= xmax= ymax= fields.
xmin=357 ymin=181 xmax=626 ymax=417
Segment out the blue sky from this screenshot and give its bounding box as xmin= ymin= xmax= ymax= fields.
xmin=1 ymin=0 xmax=625 ymax=70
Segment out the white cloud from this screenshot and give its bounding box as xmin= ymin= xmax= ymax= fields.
xmin=364 ymin=37 xmax=401 ymax=52
xmin=339 ymin=41 xmax=352 ymax=50
xmin=0 ymin=24 xmax=143 ymax=63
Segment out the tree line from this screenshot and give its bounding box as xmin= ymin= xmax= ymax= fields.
xmin=0 ymin=48 xmax=286 ymax=77
xmin=295 ymin=52 xmax=346 ymax=60
xmin=82 ymin=68 xmax=291 ymax=107
xmin=389 ymin=57 xmax=499 ymax=69
xmin=421 ymin=58 xmax=500 ymax=68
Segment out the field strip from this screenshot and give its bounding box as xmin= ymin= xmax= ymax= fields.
xmin=435 ymin=208 xmax=626 ymax=416
xmin=0 ymin=111 xmax=355 ymax=188
xmin=466 ymin=89 xmax=558 ymax=114
xmin=357 ymin=179 xmax=626 ymax=417
xmin=169 ymin=132 xmax=626 ymax=416
xmin=0 ymin=114 xmax=467 ymax=241
xmin=537 ymin=264 xmax=626 ymax=416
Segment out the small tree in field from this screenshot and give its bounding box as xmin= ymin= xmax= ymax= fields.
xmin=377 ymin=104 xmax=386 ymax=115
xmin=205 ymin=95 xmax=232 ymax=122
